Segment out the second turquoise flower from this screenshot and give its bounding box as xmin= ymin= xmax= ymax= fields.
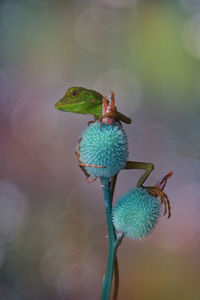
xmin=112 ymin=187 xmax=161 ymax=239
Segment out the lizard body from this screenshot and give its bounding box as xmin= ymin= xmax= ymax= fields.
xmin=55 ymin=87 xmax=131 ymax=124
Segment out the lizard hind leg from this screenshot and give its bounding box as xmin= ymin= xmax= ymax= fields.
xmin=161 ymin=191 xmax=171 ymax=218
xmin=157 ymin=171 xmax=173 ymax=191
xmin=147 ymin=171 xmax=173 ymax=219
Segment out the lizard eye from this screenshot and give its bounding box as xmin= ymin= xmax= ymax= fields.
xmin=70 ymin=90 xmax=79 ymax=98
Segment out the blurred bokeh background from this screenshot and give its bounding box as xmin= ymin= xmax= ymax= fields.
xmin=0 ymin=0 xmax=200 ymax=299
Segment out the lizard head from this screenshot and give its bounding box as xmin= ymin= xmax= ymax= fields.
xmin=55 ymin=87 xmax=103 ymax=117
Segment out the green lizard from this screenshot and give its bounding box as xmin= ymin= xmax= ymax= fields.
xmin=55 ymin=86 xmax=155 ymax=191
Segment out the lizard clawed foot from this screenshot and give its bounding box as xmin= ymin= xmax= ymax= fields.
xmin=98 ymin=92 xmax=132 ymax=126
xmin=88 ymin=120 xmax=95 ymax=126
xmin=85 ymin=176 xmax=97 ymax=183
xmin=146 ymin=171 xmax=173 ymax=219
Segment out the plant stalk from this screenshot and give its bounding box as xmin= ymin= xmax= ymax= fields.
xmin=101 ymin=177 xmax=120 ymax=300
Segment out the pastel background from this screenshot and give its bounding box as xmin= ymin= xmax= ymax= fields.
xmin=0 ymin=0 xmax=200 ymax=299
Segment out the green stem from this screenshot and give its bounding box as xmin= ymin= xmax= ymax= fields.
xmin=113 ymin=253 xmax=119 ymax=300
xmin=101 ymin=177 xmax=120 ymax=300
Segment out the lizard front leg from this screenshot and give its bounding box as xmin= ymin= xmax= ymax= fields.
xmin=98 ymin=92 xmax=132 ymax=126
xmin=75 ymin=138 xmax=105 ymax=183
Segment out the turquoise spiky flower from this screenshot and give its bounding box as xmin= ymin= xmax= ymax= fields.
xmin=112 ymin=187 xmax=161 ymax=239
xmin=79 ymin=121 xmax=128 ymax=178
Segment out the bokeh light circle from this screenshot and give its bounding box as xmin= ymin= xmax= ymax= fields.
xmin=150 ymin=154 xmax=200 ymax=253
xmin=41 ymin=243 xmax=86 ymax=287
xmin=182 ymin=14 xmax=200 ymax=59
xmin=11 ymin=100 xmax=58 ymax=146
xmin=132 ymin=120 xmax=175 ymax=163
xmin=1 ymin=2 xmax=31 ymax=34
xmin=75 ymin=7 xmax=107 ymax=53
xmin=89 ymin=3 xmax=136 ymax=33
xmin=95 ymin=68 xmax=141 ymax=114
xmin=27 ymin=0 xmax=59 ymax=6
xmin=179 ymin=0 xmax=200 ymax=13
xmin=75 ymin=4 xmax=136 ymax=53
xmin=0 ymin=69 xmax=9 ymax=108
xmin=0 ymin=240 xmax=6 ymax=269
xmin=66 ymin=182 xmax=104 ymax=226
xmin=55 ymin=262 xmax=99 ymax=299
xmin=0 ymin=181 xmax=29 ymax=242
xmin=101 ymin=0 xmax=138 ymax=8
xmin=152 ymin=194 xmax=200 ymax=253
xmin=41 ymin=242 xmax=100 ymax=298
